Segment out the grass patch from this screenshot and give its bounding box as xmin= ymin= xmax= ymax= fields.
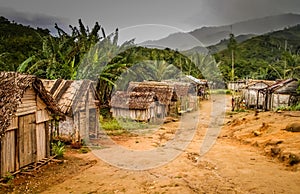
xmin=276 ymin=103 xmax=300 ymax=111
xmin=100 ymin=118 xmax=158 ymax=135
xmin=79 ymin=147 xmax=90 ymax=154
xmin=210 ymin=89 xmax=232 ymax=95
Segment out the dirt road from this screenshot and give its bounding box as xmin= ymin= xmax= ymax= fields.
xmin=43 ymin=95 xmax=300 ymax=194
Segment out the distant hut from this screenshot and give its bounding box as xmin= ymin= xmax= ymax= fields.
xmin=241 ymin=80 xmax=275 ymax=109
xmin=184 ymin=75 xmax=209 ymax=99
xmin=41 ymin=79 xmax=100 ymax=141
xmin=110 ymin=91 xmax=158 ymax=122
xmin=264 ymin=78 xmax=299 ymax=110
xmin=165 ymin=81 xmax=198 ymax=113
xmin=0 ymin=72 xmax=62 ymax=177
xmin=127 ymin=81 xmax=176 ymax=117
xmin=227 ymin=80 xmax=246 ymax=91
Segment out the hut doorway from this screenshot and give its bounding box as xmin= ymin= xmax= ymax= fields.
xmin=18 ymin=113 xmax=37 ymax=167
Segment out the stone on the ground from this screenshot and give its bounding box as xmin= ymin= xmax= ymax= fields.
xmin=284 ymin=123 xmax=300 ymax=132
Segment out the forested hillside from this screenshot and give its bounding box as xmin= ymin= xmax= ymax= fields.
xmin=214 ymin=25 xmax=300 ymax=81
xmin=0 ymin=16 xmax=50 ymax=71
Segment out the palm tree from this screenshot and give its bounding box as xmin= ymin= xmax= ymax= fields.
xmin=190 ymin=53 xmax=222 ymax=82
xmin=18 ymin=19 xmax=105 ymax=80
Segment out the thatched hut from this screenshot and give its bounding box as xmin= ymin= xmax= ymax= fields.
xmin=0 ymin=72 xmax=62 ymax=177
xmin=110 ymin=91 xmax=158 ymax=121
xmin=264 ymin=78 xmax=299 ymax=110
xmin=41 ymin=79 xmax=100 ymax=141
xmin=165 ymin=81 xmax=198 ymax=113
xmin=127 ymin=81 xmax=176 ymax=117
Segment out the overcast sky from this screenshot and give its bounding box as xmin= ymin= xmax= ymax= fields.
xmin=1 ymin=0 xmax=300 ymax=43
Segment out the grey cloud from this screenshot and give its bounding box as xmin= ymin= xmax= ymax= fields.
xmin=0 ymin=6 xmax=69 ymax=32
xmin=187 ymin=0 xmax=300 ymax=27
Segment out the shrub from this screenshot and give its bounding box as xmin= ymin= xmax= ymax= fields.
xmin=3 ymin=172 xmax=14 ymax=183
xmin=100 ymin=118 xmax=123 ymax=131
xmin=51 ymin=141 xmax=66 ymax=158
xmin=276 ymin=103 xmax=300 ymax=111
xmin=79 ymin=147 xmax=90 ymax=154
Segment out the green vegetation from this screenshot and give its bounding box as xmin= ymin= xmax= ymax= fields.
xmin=0 ymin=16 xmax=49 ymax=71
xmin=209 ymin=89 xmax=232 ymax=95
xmin=1 ymin=17 xmax=299 ymax=104
xmin=100 ymin=118 xmax=157 ymax=135
xmin=51 ymin=141 xmax=66 ymax=158
xmin=79 ymin=147 xmax=90 ymax=154
xmin=2 ymin=172 xmax=14 ymax=183
xmin=276 ymin=103 xmax=300 ymax=111
xmin=100 ymin=118 xmax=124 ymax=131
xmin=214 ymin=25 xmax=300 ymax=81
xmin=18 ymin=19 xmax=107 ymax=79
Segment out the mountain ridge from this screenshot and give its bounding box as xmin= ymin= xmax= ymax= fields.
xmin=141 ymin=13 xmax=300 ymax=50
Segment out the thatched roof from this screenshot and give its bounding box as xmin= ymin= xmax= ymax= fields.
xmin=127 ymin=81 xmax=175 ymax=105
xmin=41 ymin=79 xmax=99 ymax=116
xmin=0 ymin=72 xmax=62 ymax=139
xmin=111 ymin=91 xmax=156 ymax=110
xmin=164 ymin=81 xmax=192 ymax=97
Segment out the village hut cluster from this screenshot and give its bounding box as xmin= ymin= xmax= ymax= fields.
xmin=0 ymin=71 xmax=208 ymax=177
xmin=110 ymin=76 xmax=208 ymax=122
xmin=229 ymin=78 xmax=300 ymax=111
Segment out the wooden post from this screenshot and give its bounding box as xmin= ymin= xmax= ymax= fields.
xmin=256 ymin=90 xmax=259 ymax=109
xmin=85 ymin=90 xmax=90 ymax=145
xmin=45 ymin=121 xmax=50 ymax=157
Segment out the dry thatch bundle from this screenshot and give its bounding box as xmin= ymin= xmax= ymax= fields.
xmin=127 ymin=81 xmax=174 ymax=105
xmin=0 ymin=72 xmax=62 ymax=139
xmin=111 ymin=91 xmax=156 ymax=110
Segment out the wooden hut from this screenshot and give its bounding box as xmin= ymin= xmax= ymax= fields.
xmin=110 ymin=91 xmax=158 ymax=122
xmin=264 ymin=79 xmax=299 ymax=110
xmin=227 ymin=80 xmax=246 ymax=91
xmin=0 ymin=72 xmax=62 ymax=177
xmin=127 ymin=81 xmax=176 ymax=117
xmin=41 ymin=79 xmax=100 ymax=141
xmin=165 ymin=81 xmax=198 ymax=113
xmin=241 ymin=80 xmax=275 ymax=109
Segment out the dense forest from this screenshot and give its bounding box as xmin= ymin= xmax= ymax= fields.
xmin=214 ymin=25 xmax=300 ymax=81
xmin=0 ymin=16 xmax=50 ymax=71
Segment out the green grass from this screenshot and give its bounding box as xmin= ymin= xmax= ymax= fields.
xmin=276 ymin=103 xmax=300 ymax=111
xmin=100 ymin=118 xmax=158 ymax=135
xmin=209 ymin=89 xmax=232 ymax=95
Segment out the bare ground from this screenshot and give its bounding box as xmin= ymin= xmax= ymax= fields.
xmin=2 ymin=94 xmax=300 ymax=193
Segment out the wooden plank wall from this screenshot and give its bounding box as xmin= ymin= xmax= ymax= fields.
xmin=36 ymin=123 xmax=46 ymax=161
xmin=16 ymin=88 xmax=37 ymax=116
xmin=0 ymin=130 xmax=16 ymax=176
xmin=1 ymin=88 xmax=54 ymax=177
xmin=18 ymin=113 xmax=37 ymax=168
xmin=36 ymin=109 xmax=51 ymax=124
